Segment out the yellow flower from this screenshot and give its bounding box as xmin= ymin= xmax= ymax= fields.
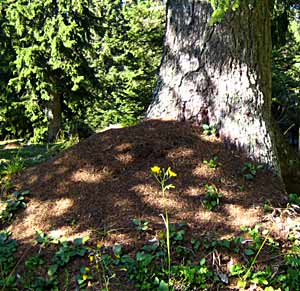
xmin=82 ymin=274 xmax=88 ymax=281
xmin=96 ymin=242 xmax=102 ymax=249
xmin=89 ymin=255 xmax=94 ymax=262
xmin=151 ymin=165 xmax=161 ymax=174
xmin=167 ymin=167 xmax=177 ymax=177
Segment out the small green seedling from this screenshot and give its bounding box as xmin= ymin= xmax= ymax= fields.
xmin=132 ymin=219 xmax=150 ymax=231
xmin=0 ymin=190 xmax=30 ymax=223
xmin=238 ymin=184 xmax=245 ymax=192
xmin=203 ymin=184 xmax=222 ymax=211
xmin=202 ymin=124 xmax=217 ymax=136
xmin=242 ymin=162 xmax=263 ymax=181
xmin=203 ymin=156 xmax=222 ymax=168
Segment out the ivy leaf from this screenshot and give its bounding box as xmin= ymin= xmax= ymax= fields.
xmin=244 ymin=248 xmax=255 ymax=256
xmin=158 ymin=280 xmax=169 ymax=291
xmin=48 ymin=264 xmax=58 ymax=276
xmin=113 ymin=244 xmax=122 ymax=258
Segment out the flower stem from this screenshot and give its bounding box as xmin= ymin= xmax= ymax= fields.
xmin=162 ymin=186 xmax=171 ymax=282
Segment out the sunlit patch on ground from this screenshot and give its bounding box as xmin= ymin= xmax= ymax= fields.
xmin=11 ymin=120 xmax=285 ymax=247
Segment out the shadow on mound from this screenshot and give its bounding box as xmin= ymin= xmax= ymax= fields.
xmin=10 ymin=120 xmax=286 ymax=246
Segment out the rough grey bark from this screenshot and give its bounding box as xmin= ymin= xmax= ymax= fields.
xmin=147 ymin=0 xmax=281 ymax=174
xmin=47 ymin=92 xmax=62 ymax=142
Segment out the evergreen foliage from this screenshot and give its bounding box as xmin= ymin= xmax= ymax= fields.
xmin=2 ymin=0 xmax=102 ymax=141
xmin=0 ymin=0 xmax=164 ymax=141
xmin=0 ymin=1 xmax=31 ymax=139
xmin=272 ymin=2 xmax=300 ymax=140
xmin=85 ymin=0 xmax=164 ymax=128
xmin=0 ymin=0 xmax=299 ymax=145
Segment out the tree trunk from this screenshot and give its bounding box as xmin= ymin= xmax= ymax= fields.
xmin=47 ymin=92 xmax=62 ymax=142
xmin=147 ymin=0 xmax=281 ymax=175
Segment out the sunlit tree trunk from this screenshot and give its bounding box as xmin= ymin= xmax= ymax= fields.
xmin=147 ymin=0 xmax=281 ymax=175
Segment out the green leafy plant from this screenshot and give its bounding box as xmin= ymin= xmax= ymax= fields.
xmin=0 ymin=179 xmax=13 ymax=199
xmin=202 ymin=124 xmax=217 ymax=136
xmin=0 ymin=230 xmax=18 ymax=289
xmin=47 ymin=237 xmax=89 ymax=277
xmin=169 ymin=222 xmax=186 ymax=242
xmin=0 ymin=190 xmax=30 ymax=224
xmin=87 ymin=244 xmax=116 ymax=291
xmin=18 ymin=233 xmax=92 ymax=291
xmin=33 ymin=231 xmax=90 ymax=280
xmin=23 ymin=276 xmax=59 ymax=291
xmin=288 ymin=193 xmax=300 ymax=205
xmin=76 ymin=266 xmax=94 ymax=290
xmin=278 ymin=231 xmax=300 ymax=290
xmin=204 ymin=235 xmax=244 ymax=255
xmin=227 ymin=226 xmax=285 ymax=290
xmin=202 ymin=184 xmax=222 ymax=211
xmin=242 ymin=162 xmax=263 ymax=181
xmin=1 ymin=155 xmax=24 ymax=177
xmin=151 ymin=165 xmax=177 ymax=282
xmin=55 ymin=132 xmax=79 ymax=150
xmin=203 ymin=156 xmax=222 ymax=168
xmin=241 ymin=225 xmax=279 ymax=256
xmin=117 ymin=224 xmax=213 ymax=291
xmin=25 ymin=254 xmax=45 ymax=270
xmin=132 ymin=219 xmax=150 ymax=231
xmin=171 ymin=258 xmax=212 ymax=290
xmin=35 ymin=230 xmax=53 ymax=247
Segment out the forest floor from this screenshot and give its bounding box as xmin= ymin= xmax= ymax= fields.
xmin=1 ymin=120 xmax=299 ymax=291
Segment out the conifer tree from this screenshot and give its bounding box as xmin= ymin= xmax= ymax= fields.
xmin=2 ymin=0 xmax=164 ymax=141
xmin=85 ymin=0 xmax=164 ymax=128
xmin=5 ymin=0 xmax=101 ymax=141
xmin=0 ymin=1 xmax=30 ymax=139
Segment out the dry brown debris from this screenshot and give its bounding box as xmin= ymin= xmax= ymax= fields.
xmin=10 ymin=120 xmax=286 ymax=248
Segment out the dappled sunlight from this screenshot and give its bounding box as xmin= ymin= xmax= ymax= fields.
xmin=27 ymin=174 xmax=38 ymax=184
xmin=190 ymin=209 xmax=224 ymax=222
xmin=114 ymin=198 xmax=136 ymax=210
xmin=55 ymin=166 xmax=69 ymax=175
xmin=8 ymin=197 xmax=75 ymax=244
xmin=51 ymin=198 xmax=74 ymax=216
xmin=53 ymin=159 xmax=64 ymax=166
xmin=71 ymin=169 xmax=110 ymax=183
xmin=115 ymin=143 xmax=133 ymax=152
xmin=40 ymin=174 xmax=54 ymax=183
xmin=192 ymin=162 xmax=215 ymax=179
xmin=139 ymin=195 xmax=175 ymax=213
xmin=166 ymin=147 xmax=194 ymax=159
xmin=132 ymin=170 xmax=151 ymax=180
xmin=115 ymin=153 xmax=134 ymax=165
xmin=59 ymin=228 xmax=91 ymax=241
xmin=10 ymin=120 xmax=285 ymax=247
xmin=185 ymin=186 xmax=202 ymax=196
xmin=225 ymin=204 xmax=262 ymax=227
